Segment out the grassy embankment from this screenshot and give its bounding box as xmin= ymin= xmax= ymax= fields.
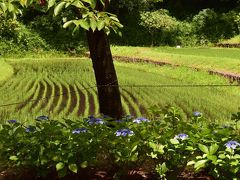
xmin=111 ymin=46 xmax=240 ymax=75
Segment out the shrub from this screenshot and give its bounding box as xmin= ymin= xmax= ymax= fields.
xmin=0 ymin=15 xmax=49 ymax=56
xmin=0 ymin=108 xmax=239 ymax=179
xmin=192 ymin=9 xmax=240 ymax=43
xmin=139 ymin=9 xmax=178 ymax=46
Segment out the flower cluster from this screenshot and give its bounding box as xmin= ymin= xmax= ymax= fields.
xmin=36 ymin=115 xmax=49 ymax=121
xmin=193 ymin=111 xmax=201 ymax=117
xmin=224 ymin=141 xmax=240 ymax=150
xmin=133 ymin=117 xmax=150 ymax=124
xmin=25 ymin=126 xmax=36 ymax=133
xmin=8 ymin=120 xmax=17 ymax=123
xmin=72 ymin=128 xmax=88 ymax=134
xmin=115 ymin=129 xmax=134 ymax=137
xmin=174 ymin=133 xmax=189 ymax=140
xmin=87 ymin=117 xmax=105 ymax=125
xmin=193 ymin=111 xmax=202 ymax=117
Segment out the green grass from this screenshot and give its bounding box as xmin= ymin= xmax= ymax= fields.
xmin=221 ymin=35 xmax=240 ymax=44
xmin=0 ymin=57 xmax=239 ymax=123
xmin=111 ymin=46 xmax=240 ymax=75
xmin=0 ymin=60 xmax=14 ymax=82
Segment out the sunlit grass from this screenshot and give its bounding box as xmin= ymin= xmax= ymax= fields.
xmin=111 ymin=46 xmax=240 ymax=74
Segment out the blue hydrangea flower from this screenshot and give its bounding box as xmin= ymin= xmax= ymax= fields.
xmin=8 ymin=120 xmax=17 ymax=123
xmin=25 ymin=126 xmax=36 ymax=133
xmin=133 ymin=117 xmax=150 ymax=124
xmin=174 ymin=133 xmax=189 ymax=140
xmin=193 ymin=111 xmax=201 ymax=117
xmin=115 ymin=129 xmax=134 ymax=137
xmin=36 ymin=115 xmax=49 ymax=121
xmin=72 ymin=128 xmax=88 ymax=134
xmin=88 ymin=117 xmax=105 ymax=125
xmin=224 ymin=141 xmax=240 ymax=150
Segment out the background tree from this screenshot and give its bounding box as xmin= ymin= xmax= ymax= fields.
xmin=140 ymin=9 xmax=177 ymax=46
xmin=0 ymin=0 xmax=124 ymax=118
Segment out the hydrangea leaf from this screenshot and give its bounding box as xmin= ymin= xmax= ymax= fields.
xmin=56 ymin=162 xmax=65 ymax=171
xmin=68 ymin=163 xmax=78 ymax=173
xmin=198 ymin=144 xmax=209 ymax=154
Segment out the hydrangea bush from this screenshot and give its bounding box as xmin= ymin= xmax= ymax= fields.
xmin=0 ymin=107 xmax=239 ymax=179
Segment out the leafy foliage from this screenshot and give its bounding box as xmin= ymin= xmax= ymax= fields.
xmin=0 ymin=108 xmax=239 ymax=178
xmin=140 ymin=9 xmax=177 ymax=45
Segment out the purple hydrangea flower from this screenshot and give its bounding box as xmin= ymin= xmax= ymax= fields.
xmin=133 ymin=117 xmax=150 ymax=124
xmin=36 ymin=115 xmax=49 ymax=121
xmin=174 ymin=133 xmax=189 ymax=140
xmin=8 ymin=120 xmax=17 ymax=123
xmin=224 ymin=141 xmax=240 ymax=150
xmin=88 ymin=117 xmax=105 ymax=125
xmin=72 ymin=128 xmax=88 ymax=134
xmin=25 ymin=126 xmax=36 ymax=133
xmin=115 ymin=129 xmax=134 ymax=137
xmin=193 ymin=111 xmax=201 ymax=117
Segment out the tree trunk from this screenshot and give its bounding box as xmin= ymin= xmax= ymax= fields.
xmin=87 ymin=30 xmax=123 ymax=118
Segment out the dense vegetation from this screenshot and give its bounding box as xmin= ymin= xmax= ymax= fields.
xmin=0 ymin=0 xmax=239 ymax=55
xmin=0 ymin=109 xmax=239 ymax=179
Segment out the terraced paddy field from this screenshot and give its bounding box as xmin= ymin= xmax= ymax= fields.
xmin=0 ymin=57 xmax=239 ymax=123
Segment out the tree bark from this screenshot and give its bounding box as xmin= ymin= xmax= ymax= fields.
xmin=87 ymin=30 xmax=123 ymax=118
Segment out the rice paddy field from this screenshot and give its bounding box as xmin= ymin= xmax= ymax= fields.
xmin=0 ymin=51 xmax=240 ymax=123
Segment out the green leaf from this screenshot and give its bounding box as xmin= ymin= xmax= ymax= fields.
xmin=56 ymin=162 xmax=65 ymax=171
xmin=90 ymin=0 xmax=96 ymax=9
xmin=234 ymin=154 xmax=240 ymax=159
xmin=230 ymin=160 xmax=239 ymax=166
xmin=71 ymin=0 xmax=84 ymax=8
xmin=170 ymin=138 xmax=179 ymax=145
xmin=187 ymin=160 xmax=195 ymax=166
xmin=54 ymin=2 xmax=66 ymax=16
xmin=209 ymin=144 xmax=219 ymax=155
xmin=109 ymin=16 xmax=119 ymax=22
xmin=79 ymin=19 xmax=90 ymax=30
xmin=194 ymin=160 xmax=208 ymax=170
xmin=63 ymin=20 xmax=73 ymax=28
xmin=156 ymin=162 xmax=168 ymax=176
xmin=131 ymin=145 xmax=138 ymax=153
xmin=0 ymin=3 xmax=7 ymax=12
xmin=150 ymin=152 xmax=158 ymax=159
xmin=219 ymin=154 xmax=226 ymax=159
xmin=97 ymin=20 xmax=105 ymax=31
xmin=207 ymin=155 xmax=217 ymax=163
xmin=48 ymin=0 xmax=56 ymax=9
xmin=68 ymin=164 xmax=78 ymax=173
xmin=80 ymin=161 xmax=88 ymax=168
xmin=9 ymin=155 xmax=18 ymax=161
xmin=198 ymin=144 xmax=209 ymax=154
xmin=19 ymin=0 xmax=27 ymax=7
xmin=186 ymin=146 xmax=195 ymax=151
xmin=90 ymin=19 xmax=97 ymax=32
